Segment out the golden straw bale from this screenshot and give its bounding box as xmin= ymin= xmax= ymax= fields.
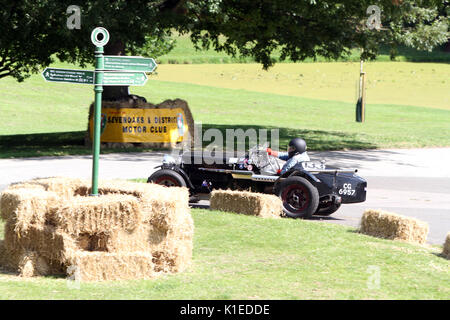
xmin=0 ymin=188 xmax=58 ymax=231
xmin=99 ymin=178 xmax=188 ymax=198
xmin=0 ymin=244 xmax=64 ymax=276
xmin=105 ymin=212 xmax=193 ymax=273
xmin=147 ymin=190 xmax=191 ymax=230
xmin=17 ymin=250 xmax=51 ymax=277
xmin=210 ymin=189 xmax=283 ymax=218
xmin=7 ymin=177 xmax=85 ymax=200
xmin=28 ymin=177 xmax=85 ymax=199
xmin=360 ymin=209 xmax=429 ymax=244
xmin=3 ymin=221 xmax=77 ymax=263
xmin=7 ymin=183 xmax=46 ymax=191
xmin=67 ymin=251 xmax=155 ymax=281
xmin=49 ymin=194 xmax=142 ymax=236
xmin=106 ymin=224 xmax=152 ymax=253
xmin=0 ymin=238 xmax=23 ymax=271
xmin=442 ymin=233 xmax=450 ymax=259
xmin=152 ymin=239 xmax=193 ymax=273
xmin=0 ymin=240 xmax=5 ymax=268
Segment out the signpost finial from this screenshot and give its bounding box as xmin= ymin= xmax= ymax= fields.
xmin=91 ymin=27 xmax=110 ymax=47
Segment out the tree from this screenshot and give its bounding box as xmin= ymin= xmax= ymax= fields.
xmin=1 ymin=0 xmax=448 ymax=100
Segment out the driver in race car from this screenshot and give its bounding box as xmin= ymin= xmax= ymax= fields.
xmin=267 ymin=138 xmax=310 ymax=175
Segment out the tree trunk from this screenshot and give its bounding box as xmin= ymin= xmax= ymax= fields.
xmin=444 ymin=39 xmax=450 ymax=53
xmin=102 ymin=40 xmax=147 ymax=104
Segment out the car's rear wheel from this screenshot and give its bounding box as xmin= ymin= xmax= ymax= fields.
xmin=276 ymin=176 xmax=319 ymax=218
xmin=147 ymin=169 xmax=187 ymax=188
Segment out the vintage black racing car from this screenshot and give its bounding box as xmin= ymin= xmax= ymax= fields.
xmin=148 ymin=145 xmax=367 ymax=218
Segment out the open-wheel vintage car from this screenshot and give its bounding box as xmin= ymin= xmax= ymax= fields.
xmin=148 ymin=145 xmax=367 ymax=218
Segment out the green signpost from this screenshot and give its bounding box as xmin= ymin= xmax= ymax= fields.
xmin=91 ymin=27 xmax=109 ymax=196
xmin=41 ymin=26 xmax=157 ymax=196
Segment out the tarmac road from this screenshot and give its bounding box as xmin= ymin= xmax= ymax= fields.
xmin=1 ymin=148 xmax=449 ymax=244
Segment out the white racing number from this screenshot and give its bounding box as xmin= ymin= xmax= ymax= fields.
xmin=338 ymin=183 xmax=356 ymax=196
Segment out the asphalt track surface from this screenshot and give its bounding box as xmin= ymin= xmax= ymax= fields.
xmin=1 ymin=148 xmax=449 ymax=245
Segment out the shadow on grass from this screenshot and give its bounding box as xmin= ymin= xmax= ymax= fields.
xmin=0 ymin=131 xmax=168 ymax=159
xmin=0 ymin=123 xmax=377 ymax=158
xmin=432 ymin=252 xmax=448 ymax=260
xmin=202 ymin=123 xmax=377 ymax=151
xmin=160 ymin=45 xmax=450 ymax=64
xmin=377 ymin=45 xmax=450 ymax=63
xmin=0 ymin=131 xmax=87 ymax=158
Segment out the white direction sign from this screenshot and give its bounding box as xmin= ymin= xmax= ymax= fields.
xmin=102 ymin=71 xmax=148 ymax=86
xmin=104 ymin=56 xmax=157 ymax=73
xmin=42 ymin=68 xmax=94 ymax=84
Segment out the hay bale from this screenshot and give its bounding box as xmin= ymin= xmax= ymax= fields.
xmin=67 ymin=251 xmax=155 ymax=281
xmin=0 ymin=188 xmax=58 ymax=231
xmin=48 ymin=194 xmax=142 ymax=235
xmin=360 ymin=209 xmax=429 ymax=244
xmin=442 ymin=233 xmax=450 ymax=259
xmin=0 ymin=240 xmax=5 ymax=268
xmin=3 ymin=221 xmax=77 ymax=264
xmin=17 ymin=251 xmax=52 ymax=277
xmin=7 ymin=183 xmax=46 ymax=191
xmin=8 ymin=177 xmax=85 ymax=200
xmin=210 ymin=189 xmax=283 ymax=218
xmin=0 ymin=177 xmax=194 ymax=281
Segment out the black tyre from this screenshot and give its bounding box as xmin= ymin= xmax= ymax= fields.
xmin=276 ymin=176 xmax=319 ymax=218
xmin=147 ymin=169 xmax=187 ymax=188
xmin=315 ymin=202 xmax=341 ymax=216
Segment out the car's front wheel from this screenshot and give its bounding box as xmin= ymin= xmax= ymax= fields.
xmin=147 ymin=169 xmax=187 ymax=188
xmin=276 ymin=176 xmax=319 ymax=219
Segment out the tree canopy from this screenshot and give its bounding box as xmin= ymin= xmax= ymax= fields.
xmin=1 ymin=0 xmax=448 ymax=83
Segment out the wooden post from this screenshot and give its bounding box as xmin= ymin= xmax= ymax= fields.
xmin=361 ymin=71 xmax=366 ymax=122
xmin=356 ymin=50 xmax=367 ymax=123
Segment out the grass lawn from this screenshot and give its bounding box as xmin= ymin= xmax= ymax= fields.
xmin=151 ymin=62 xmax=450 ymax=110
xmin=0 ymin=209 xmax=448 ymax=299
xmin=1 ymin=56 xmax=449 ymax=158
xmin=1 ymin=63 xmax=450 ymax=158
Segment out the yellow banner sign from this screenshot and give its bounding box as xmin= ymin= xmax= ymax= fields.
xmin=89 ymin=108 xmax=189 ymax=143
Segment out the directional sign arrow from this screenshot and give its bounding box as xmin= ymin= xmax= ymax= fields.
xmin=42 ymin=68 xmax=94 ymax=84
xmin=104 ymin=56 xmax=157 ymax=73
xmin=102 ymin=71 xmax=148 ymax=86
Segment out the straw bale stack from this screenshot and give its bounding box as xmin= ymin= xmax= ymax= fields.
xmin=66 ymin=251 xmax=155 ymax=281
xmin=360 ymin=209 xmax=429 ymax=244
xmin=442 ymin=233 xmax=450 ymax=259
xmin=210 ymin=189 xmax=283 ymax=218
xmin=0 ymin=177 xmax=193 ymax=281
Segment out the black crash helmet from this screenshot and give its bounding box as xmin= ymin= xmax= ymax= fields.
xmin=288 ymin=138 xmax=307 ymax=158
